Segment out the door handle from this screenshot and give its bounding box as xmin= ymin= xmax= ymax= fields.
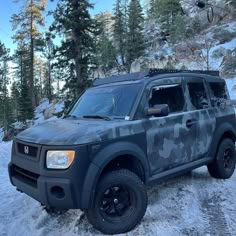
xmin=186 ymin=119 xmax=197 ymax=128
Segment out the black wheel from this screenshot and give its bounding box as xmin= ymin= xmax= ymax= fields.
xmin=208 ymin=138 xmax=236 ymax=179
xmin=85 ymin=169 xmax=147 ymax=235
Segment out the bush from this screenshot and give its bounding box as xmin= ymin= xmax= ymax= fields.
xmin=214 ymin=30 xmax=236 ymax=44
xmin=212 ymin=47 xmax=226 ymax=59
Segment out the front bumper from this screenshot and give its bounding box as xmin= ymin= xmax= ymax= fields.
xmin=8 ymin=140 xmax=90 ymax=209
xmin=9 ymin=164 xmax=77 ymax=209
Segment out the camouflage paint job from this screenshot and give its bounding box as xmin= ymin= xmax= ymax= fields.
xmin=9 ymin=72 xmax=236 ymax=210
xmin=16 ymin=74 xmax=235 ymax=177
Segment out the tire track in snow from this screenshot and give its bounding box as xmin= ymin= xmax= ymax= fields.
xmin=192 ymin=170 xmax=232 ymax=236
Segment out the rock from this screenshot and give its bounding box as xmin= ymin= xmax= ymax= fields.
xmin=130 ymin=59 xmax=141 ymax=73
xmin=43 ymin=105 xmax=56 ymax=120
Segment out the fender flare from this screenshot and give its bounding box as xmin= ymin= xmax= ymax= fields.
xmin=81 ymin=141 xmax=150 ymax=209
xmin=208 ymin=123 xmax=236 ymax=158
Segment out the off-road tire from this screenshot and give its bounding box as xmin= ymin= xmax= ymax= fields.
xmin=208 ymin=138 xmax=236 ymax=179
xmin=85 ymin=169 xmax=147 ymax=235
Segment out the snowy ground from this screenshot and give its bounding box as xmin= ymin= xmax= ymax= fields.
xmin=0 ymin=141 xmax=236 ymax=236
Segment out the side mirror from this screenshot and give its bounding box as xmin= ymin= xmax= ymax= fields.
xmin=146 ymin=104 xmax=169 ymax=117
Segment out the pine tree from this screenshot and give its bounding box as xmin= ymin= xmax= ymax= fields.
xmin=34 ymin=57 xmax=47 ymax=103
xmin=0 ymin=42 xmax=13 ymax=134
xmin=113 ymin=0 xmax=128 ymax=70
xmin=95 ymin=12 xmax=116 ymax=75
xmin=157 ymin=0 xmax=182 ymax=36
xmin=164 ymin=60 xmax=175 ymax=69
xmin=11 ymin=0 xmax=47 ymax=108
xmin=126 ymin=0 xmax=145 ymax=70
xmin=148 ymin=0 xmax=158 ymax=19
xmin=170 ymin=14 xmax=186 ymax=43
xmin=12 ymin=44 xmax=34 ymax=122
xmin=192 ymin=16 xmax=201 ymax=35
xmin=43 ymin=35 xmax=55 ymax=101
xmin=18 ymin=77 xmax=34 ymax=122
xmin=11 ymin=82 xmax=21 ymax=121
xmin=50 ymin=0 xmax=97 ymax=100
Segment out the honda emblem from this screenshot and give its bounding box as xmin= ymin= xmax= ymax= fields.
xmin=24 ymin=146 xmax=29 ymax=154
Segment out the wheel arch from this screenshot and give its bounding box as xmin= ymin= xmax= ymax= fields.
xmin=81 ymin=141 xmax=150 ymax=209
xmin=208 ymin=123 xmax=236 ymax=159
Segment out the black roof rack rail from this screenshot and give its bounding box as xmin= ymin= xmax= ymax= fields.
xmin=93 ymin=72 xmax=145 ymax=86
xmin=92 ymin=69 xmax=220 ymax=87
xmin=146 ymin=69 xmax=220 ymax=77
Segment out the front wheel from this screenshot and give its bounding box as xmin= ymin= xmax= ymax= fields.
xmin=208 ymin=138 xmax=236 ymax=179
xmin=85 ymin=169 xmax=147 ymax=235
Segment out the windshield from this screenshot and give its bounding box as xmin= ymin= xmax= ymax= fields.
xmin=69 ymin=84 xmax=141 ymax=119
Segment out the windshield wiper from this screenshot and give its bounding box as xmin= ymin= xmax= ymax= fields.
xmin=82 ymin=115 xmax=112 ymax=121
xmin=63 ymin=114 xmax=78 ymax=119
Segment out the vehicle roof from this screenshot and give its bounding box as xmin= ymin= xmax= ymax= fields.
xmin=93 ymin=69 xmax=224 ymax=87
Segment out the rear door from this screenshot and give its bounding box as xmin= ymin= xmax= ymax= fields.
xmin=185 ymin=77 xmax=216 ymax=160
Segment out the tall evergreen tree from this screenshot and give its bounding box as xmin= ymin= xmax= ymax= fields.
xmin=0 ymin=42 xmax=13 ymax=134
xmin=11 ymin=81 xmax=21 ymax=121
xmin=191 ymin=16 xmax=201 ymax=36
xmin=11 ymin=0 xmax=47 ymax=108
xmin=95 ymin=12 xmax=116 ymax=75
xmin=170 ymin=14 xmax=186 ymax=43
xmin=43 ymin=35 xmax=55 ymax=101
xmin=148 ymin=0 xmax=158 ymax=19
xmin=50 ymin=0 xmax=97 ymax=100
xmin=18 ymin=77 xmax=34 ymax=122
xmin=126 ymin=0 xmax=145 ymax=70
xmin=12 ymin=45 xmax=34 ymax=122
xmin=157 ymin=0 xmax=182 ymax=36
xmin=113 ymin=0 xmax=128 ymax=70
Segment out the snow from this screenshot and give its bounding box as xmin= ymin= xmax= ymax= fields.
xmin=1 ymin=141 xmax=236 ymax=235
xmin=34 ymin=98 xmax=64 ymax=125
xmin=226 ymin=78 xmax=236 ymax=100
xmin=210 ymin=38 xmax=236 ymax=70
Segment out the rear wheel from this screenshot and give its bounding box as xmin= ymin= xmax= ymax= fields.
xmin=85 ymin=169 xmax=147 ymax=235
xmin=208 ymin=138 xmax=236 ymax=179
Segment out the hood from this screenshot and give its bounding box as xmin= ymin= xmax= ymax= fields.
xmin=16 ymin=118 xmax=143 ymax=145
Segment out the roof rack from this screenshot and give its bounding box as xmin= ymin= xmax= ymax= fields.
xmin=92 ymin=69 xmax=220 ymax=87
xmin=93 ymin=72 xmax=144 ymax=86
xmin=146 ymin=69 xmax=220 ymax=77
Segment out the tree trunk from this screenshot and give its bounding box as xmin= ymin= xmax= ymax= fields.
xmin=20 ymin=52 xmax=23 ymax=86
xmin=30 ymin=0 xmax=35 ymax=108
xmin=72 ymin=0 xmax=82 ymax=98
xmin=48 ymin=60 xmax=52 ymax=101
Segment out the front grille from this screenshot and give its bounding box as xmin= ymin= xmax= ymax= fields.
xmin=18 ymin=143 xmax=38 ymax=158
xmin=12 ymin=165 xmax=39 ymax=188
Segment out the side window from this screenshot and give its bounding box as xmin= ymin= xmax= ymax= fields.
xmin=209 ymin=82 xmax=229 ymax=107
xmin=149 ymin=84 xmax=185 ymax=113
xmin=188 ymin=82 xmax=209 ymax=110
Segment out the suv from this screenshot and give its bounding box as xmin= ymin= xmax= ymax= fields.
xmin=8 ymin=69 xmax=236 ymax=234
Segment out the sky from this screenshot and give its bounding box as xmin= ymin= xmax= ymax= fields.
xmin=0 ymin=0 xmax=116 ymax=53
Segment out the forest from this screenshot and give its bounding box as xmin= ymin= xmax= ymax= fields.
xmin=0 ymin=0 xmax=235 ymax=138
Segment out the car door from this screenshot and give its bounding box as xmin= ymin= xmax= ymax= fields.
xmin=185 ymin=77 xmax=216 ymax=160
xmin=145 ymin=77 xmax=199 ymax=175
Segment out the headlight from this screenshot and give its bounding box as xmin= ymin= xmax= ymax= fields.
xmin=46 ymin=151 xmax=75 ymax=169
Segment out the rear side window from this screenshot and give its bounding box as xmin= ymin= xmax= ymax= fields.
xmin=188 ymin=82 xmax=209 ymax=110
xmin=149 ymin=84 xmax=185 ymax=113
xmin=209 ymin=82 xmax=229 ymax=107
